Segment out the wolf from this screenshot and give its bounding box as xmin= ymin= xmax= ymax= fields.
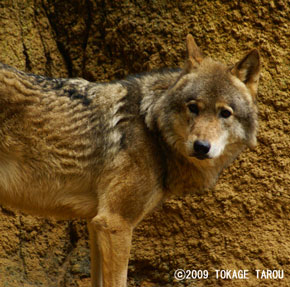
xmin=0 ymin=34 xmax=260 ymax=287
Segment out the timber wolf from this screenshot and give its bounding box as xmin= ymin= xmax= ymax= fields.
xmin=0 ymin=34 xmax=261 ymax=287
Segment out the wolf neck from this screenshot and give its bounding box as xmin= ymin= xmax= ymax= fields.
xmin=163 ymin=145 xmax=242 ymax=197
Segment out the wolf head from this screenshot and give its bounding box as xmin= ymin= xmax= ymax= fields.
xmin=147 ymin=34 xmax=261 ymax=161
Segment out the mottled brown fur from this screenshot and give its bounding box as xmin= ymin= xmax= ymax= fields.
xmin=0 ymin=35 xmax=260 ymax=287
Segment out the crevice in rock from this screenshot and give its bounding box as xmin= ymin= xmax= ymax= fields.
xmin=22 ymin=43 xmax=32 ymax=72
xmin=17 ymin=2 xmax=32 ymax=72
xmin=41 ymin=0 xmax=73 ymax=77
xmin=56 ymin=221 xmax=79 ymax=285
xmin=34 ymin=0 xmax=53 ymax=76
xmin=81 ymin=0 xmax=93 ymax=77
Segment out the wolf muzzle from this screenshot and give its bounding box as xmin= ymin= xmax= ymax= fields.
xmin=193 ymin=140 xmax=211 ymax=159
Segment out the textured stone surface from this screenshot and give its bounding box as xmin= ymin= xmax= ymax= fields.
xmin=0 ymin=0 xmax=289 ymax=286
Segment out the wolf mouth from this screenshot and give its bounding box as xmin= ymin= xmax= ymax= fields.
xmin=192 ymin=154 xmax=211 ymax=160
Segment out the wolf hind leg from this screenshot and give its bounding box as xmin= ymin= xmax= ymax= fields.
xmin=88 ymin=213 xmax=133 ymax=287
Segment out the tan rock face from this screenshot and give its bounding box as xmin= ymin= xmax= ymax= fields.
xmin=0 ymin=1 xmax=289 ymax=286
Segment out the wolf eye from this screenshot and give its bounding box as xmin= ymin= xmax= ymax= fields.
xmin=220 ymin=109 xmax=232 ymax=118
xmin=188 ymin=103 xmax=199 ymax=115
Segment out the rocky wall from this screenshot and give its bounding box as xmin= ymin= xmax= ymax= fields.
xmin=0 ymin=1 xmax=289 ymax=286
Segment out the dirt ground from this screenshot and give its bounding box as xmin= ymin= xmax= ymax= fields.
xmin=0 ymin=0 xmax=289 ymax=286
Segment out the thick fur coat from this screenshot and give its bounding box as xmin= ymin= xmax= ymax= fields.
xmin=0 ymin=35 xmax=261 ymax=286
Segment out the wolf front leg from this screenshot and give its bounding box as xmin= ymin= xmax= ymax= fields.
xmin=88 ymin=213 xmax=133 ymax=287
xmin=88 ymin=222 xmax=103 ymax=287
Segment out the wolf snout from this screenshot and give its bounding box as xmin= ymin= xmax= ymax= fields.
xmin=193 ymin=140 xmax=211 ymax=158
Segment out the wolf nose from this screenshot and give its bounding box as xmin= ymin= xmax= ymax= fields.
xmin=194 ymin=140 xmax=211 ymax=155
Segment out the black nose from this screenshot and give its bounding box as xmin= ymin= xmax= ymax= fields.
xmin=194 ymin=140 xmax=211 ymax=155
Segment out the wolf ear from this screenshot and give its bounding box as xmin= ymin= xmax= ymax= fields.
xmin=231 ymin=49 xmax=261 ymax=99
xmin=184 ymin=34 xmax=203 ymax=72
